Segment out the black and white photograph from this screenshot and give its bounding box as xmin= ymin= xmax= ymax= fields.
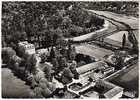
xmin=1 ymin=0 xmax=139 ymax=99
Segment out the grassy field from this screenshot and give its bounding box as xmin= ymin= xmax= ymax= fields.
xmin=75 ymin=44 xmax=113 ymax=59
xmin=2 ymin=68 xmax=33 ymax=98
xmin=108 ymin=63 xmax=139 ymax=95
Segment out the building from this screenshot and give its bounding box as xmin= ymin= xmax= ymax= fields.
xmin=76 ymin=61 xmax=107 ymax=75
xmin=80 ymin=79 xmax=124 ymax=98
xmin=36 ymin=48 xmax=49 ymax=58
xmin=66 ymin=61 xmax=115 ymax=98
xmin=76 ymin=61 xmax=114 ymax=79
xmin=18 ymin=41 xmax=35 ymax=55
xmin=102 ymin=67 xmax=114 ymax=76
xmin=67 ymin=79 xmax=95 ymax=96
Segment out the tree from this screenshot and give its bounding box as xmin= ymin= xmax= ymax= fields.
xmin=51 ymin=58 xmax=59 ymax=70
xmin=113 ymin=50 xmax=127 ymax=69
xmin=122 ymin=33 xmax=126 ymax=49
xmin=61 ymin=15 xmax=72 ymax=29
xmin=40 ymin=53 xmax=47 ymax=63
xmin=58 ymin=56 xmax=67 ymax=69
xmin=26 ymin=54 xmax=37 ymax=74
xmin=42 ymin=87 xmax=52 ymax=98
xmin=61 ymin=67 xmax=74 ymax=84
xmin=33 ymin=87 xmax=44 ymax=98
xmin=128 ymin=31 xmax=138 ymax=53
xmin=2 ymin=47 xmax=16 ymax=64
xmin=48 ymin=14 xmax=63 ymax=29
xmin=60 ymin=47 xmax=68 ymax=59
xmin=2 ymin=2 xmax=105 ymax=50
xmin=50 ymin=47 xmax=56 ymax=59
xmin=67 ymin=44 xmax=76 ymax=61
xmin=43 ymin=64 xmax=53 ymax=82
xmin=69 ymin=60 xmax=79 ymax=79
xmin=2 ymin=37 xmax=7 ymax=47
xmin=44 ymin=31 xmax=52 ymax=49
xmin=115 ymin=56 xmax=124 ymax=70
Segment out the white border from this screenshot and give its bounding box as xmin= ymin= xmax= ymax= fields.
xmin=0 ymin=0 xmax=139 ymax=100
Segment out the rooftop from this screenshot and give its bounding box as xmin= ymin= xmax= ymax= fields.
xmin=80 ymin=80 xmax=123 ymax=98
xmin=96 ymin=80 xmax=123 ymax=98
xmin=77 ymin=61 xmax=108 ymax=75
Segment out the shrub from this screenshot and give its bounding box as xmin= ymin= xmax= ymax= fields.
xmin=2 ymin=47 xmax=16 ymax=64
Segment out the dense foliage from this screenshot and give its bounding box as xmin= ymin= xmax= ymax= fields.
xmin=85 ymin=2 xmax=139 ymax=17
xmin=2 ymin=2 xmax=104 ymax=49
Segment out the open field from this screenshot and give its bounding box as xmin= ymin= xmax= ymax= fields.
xmin=104 ymin=31 xmax=132 ymax=47
xmin=107 ymin=63 xmax=139 ymax=93
xmin=75 ymin=44 xmax=113 ymax=59
xmin=2 ymin=68 xmax=33 ymax=98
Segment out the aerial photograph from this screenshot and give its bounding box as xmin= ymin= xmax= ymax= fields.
xmin=1 ymin=1 xmax=139 ymax=99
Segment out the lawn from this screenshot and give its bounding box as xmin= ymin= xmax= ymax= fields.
xmin=2 ymin=68 xmax=34 ymax=98
xmin=108 ymin=63 xmax=139 ymax=94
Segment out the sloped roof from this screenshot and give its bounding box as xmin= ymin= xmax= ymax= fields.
xmin=77 ymin=61 xmax=108 ymax=74
xmin=104 ymin=86 xmax=123 ymax=98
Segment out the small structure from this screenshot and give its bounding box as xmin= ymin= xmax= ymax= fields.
xmin=36 ymin=48 xmax=48 ymax=56
xmin=67 ymin=78 xmax=95 ymax=96
xmin=18 ymin=41 xmax=35 ymax=55
xmin=102 ymin=67 xmax=114 ymax=76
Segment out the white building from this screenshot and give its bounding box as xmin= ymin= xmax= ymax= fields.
xmin=18 ymin=41 xmax=35 ymax=55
